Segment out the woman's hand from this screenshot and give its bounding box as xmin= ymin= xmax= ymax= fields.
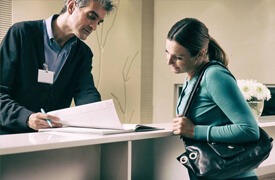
xmin=173 ymin=115 xmax=195 ymax=138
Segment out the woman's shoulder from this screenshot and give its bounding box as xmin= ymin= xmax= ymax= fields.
xmin=204 ymin=61 xmax=232 ymax=79
xmin=201 ymin=61 xmax=236 ymax=90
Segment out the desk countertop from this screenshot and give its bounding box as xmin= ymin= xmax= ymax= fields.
xmin=258 ymin=115 xmax=275 ymax=127
xmin=0 ymin=123 xmax=174 ymax=155
xmin=1 ymin=117 xmax=275 ymax=156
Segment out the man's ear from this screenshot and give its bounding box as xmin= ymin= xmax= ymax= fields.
xmin=67 ymin=0 xmax=76 ymax=14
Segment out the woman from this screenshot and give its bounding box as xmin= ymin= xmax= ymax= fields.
xmin=166 ymin=18 xmax=260 ymax=179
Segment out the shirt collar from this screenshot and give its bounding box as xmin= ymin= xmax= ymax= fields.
xmin=45 ymin=14 xmax=77 ymax=46
xmin=45 ymin=15 xmax=58 ymax=41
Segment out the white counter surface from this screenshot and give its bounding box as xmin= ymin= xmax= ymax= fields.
xmin=0 ymin=123 xmax=174 ymax=155
xmin=1 ymin=118 xmax=275 ymax=180
xmin=1 ymin=117 xmax=275 ymax=156
xmin=258 ymin=115 xmax=275 ymax=127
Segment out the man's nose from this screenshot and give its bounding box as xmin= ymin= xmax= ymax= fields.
xmin=90 ymin=21 xmax=98 ymax=31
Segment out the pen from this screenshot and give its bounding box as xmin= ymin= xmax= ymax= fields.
xmin=40 ymin=108 xmax=53 ymax=127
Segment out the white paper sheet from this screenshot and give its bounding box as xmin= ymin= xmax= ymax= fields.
xmin=47 ymin=99 xmax=124 ymax=130
xmin=39 ymin=127 xmax=134 ymax=135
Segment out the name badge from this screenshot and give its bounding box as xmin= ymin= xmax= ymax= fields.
xmin=38 ymin=69 xmax=54 ymax=84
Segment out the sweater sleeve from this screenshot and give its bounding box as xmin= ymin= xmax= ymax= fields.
xmin=0 ymin=23 xmax=34 ymax=134
xmin=194 ymin=65 xmax=259 ymax=143
xmin=73 ymin=44 xmax=101 ymax=105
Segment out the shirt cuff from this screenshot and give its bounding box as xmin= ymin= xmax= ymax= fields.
xmin=194 ymin=125 xmax=212 ymax=141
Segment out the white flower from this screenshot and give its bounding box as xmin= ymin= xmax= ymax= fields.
xmin=237 ymin=79 xmax=271 ymax=101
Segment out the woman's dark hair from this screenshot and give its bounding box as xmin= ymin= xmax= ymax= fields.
xmin=167 ymin=18 xmax=228 ymax=67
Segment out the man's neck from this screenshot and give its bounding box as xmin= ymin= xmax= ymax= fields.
xmin=52 ymin=15 xmax=75 ymax=48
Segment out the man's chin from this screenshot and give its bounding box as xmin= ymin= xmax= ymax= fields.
xmin=77 ymin=33 xmax=90 ymax=40
xmin=80 ymin=37 xmax=87 ymax=40
xmin=79 ymin=36 xmax=88 ymax=40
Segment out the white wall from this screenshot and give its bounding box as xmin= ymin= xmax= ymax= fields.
xmin=87 ymin=0 xmax=143 ymax=124
xmin=153 ymin=0 xmax=275 ymax=123
xmin=9 ymin=0 xmax=275 ymax=124
xmin=12 ymin=0 xmax=63 ymax=22
xmin=12 ymin=0 xmax=144 ymax=124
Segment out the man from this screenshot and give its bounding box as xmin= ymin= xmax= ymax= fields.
xmin=0 ymin=0 xmax=115 ymax=134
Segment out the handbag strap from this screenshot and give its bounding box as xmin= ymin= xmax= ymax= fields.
xmin=180 ymin=61 xmax=229 ymax=142
xmin=182 ymin=61 xmax=229 ymax=116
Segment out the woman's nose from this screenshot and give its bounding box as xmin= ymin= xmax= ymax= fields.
xmin=167 ymin=55 xmax=174 ymax=65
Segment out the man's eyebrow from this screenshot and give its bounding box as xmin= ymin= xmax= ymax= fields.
xmin=90 ymin=11 xmax=99 ymax=17
xmin=90 ymin=11 xmax=104 ymax=23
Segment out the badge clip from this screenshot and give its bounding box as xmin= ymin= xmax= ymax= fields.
xmin=43 ymin=63 xmax=49 ymax=73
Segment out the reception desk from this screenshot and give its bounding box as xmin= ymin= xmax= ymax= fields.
xmin=1 ymin=118 xmax=275 ymax=180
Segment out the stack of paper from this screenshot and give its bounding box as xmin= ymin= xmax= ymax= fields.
xmin=39 ymin=99 xmax=164 ymax=135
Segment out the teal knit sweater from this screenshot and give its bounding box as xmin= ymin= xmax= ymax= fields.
xmin=177 ymin=61 xmax=260 ymax=178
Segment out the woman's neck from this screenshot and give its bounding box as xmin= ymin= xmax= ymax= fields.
xmin=187 ymin=59 xmax=210 ymax=81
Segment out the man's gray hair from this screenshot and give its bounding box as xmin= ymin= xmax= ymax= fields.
xmin=60 ymin=0 xmax=115 ymax=14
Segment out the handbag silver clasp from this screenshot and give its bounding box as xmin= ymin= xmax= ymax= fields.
xmin=189 ymin=152 xmax=197 ymax=160
xmin=180 ymin=156 xmax=188 ymax=164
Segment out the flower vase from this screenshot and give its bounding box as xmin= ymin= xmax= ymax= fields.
xmin=248 ymin=100 xmax=264 ymax=120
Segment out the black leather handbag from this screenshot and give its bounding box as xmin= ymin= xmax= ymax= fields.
xmin=176 ymin=62 xmax=273 ymax=179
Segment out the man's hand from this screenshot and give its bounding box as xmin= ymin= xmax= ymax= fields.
xmin=27 ymin=113 xmax=62 ymax=131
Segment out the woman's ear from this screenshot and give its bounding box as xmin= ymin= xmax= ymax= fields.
xmin=197 ymin=49 xmax=207 ymax=59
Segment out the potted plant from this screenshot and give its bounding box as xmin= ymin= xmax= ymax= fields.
xmin=237 ymin=79 xmax=271 ymax=118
